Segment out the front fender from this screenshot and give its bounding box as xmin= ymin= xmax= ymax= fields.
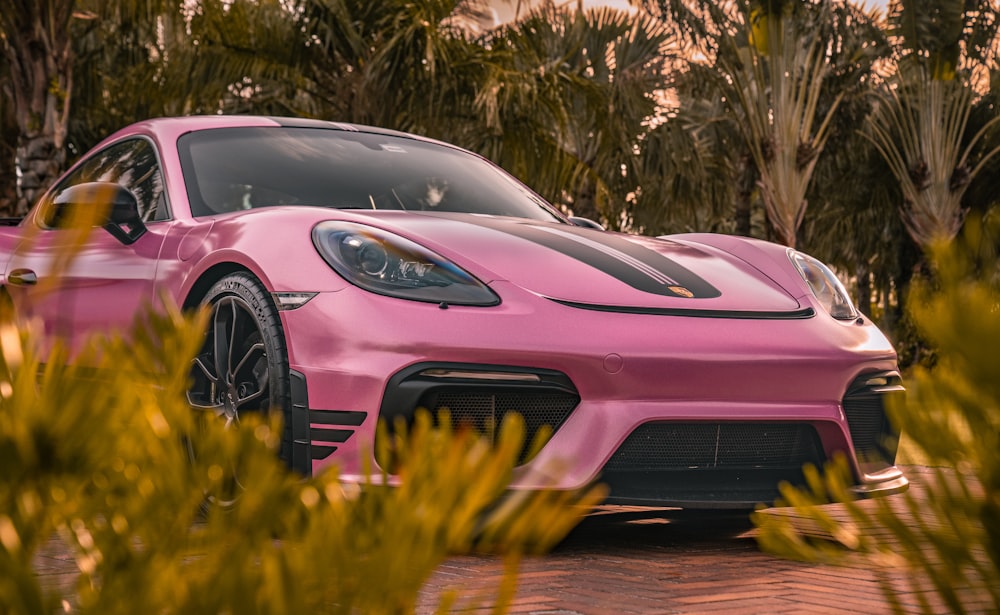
xmin=158 ymin=214 xmax=352 ymax=305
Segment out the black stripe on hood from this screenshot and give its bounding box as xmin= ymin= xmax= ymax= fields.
xmin=463 ymin=217 xmax=721 ymax=299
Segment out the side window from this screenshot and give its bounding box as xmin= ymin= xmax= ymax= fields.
xmin=46 ymin=138 xmax=169 ymax=225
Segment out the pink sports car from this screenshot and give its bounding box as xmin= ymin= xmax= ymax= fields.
xmin=0 ymin=116 xmax=908 ymax=508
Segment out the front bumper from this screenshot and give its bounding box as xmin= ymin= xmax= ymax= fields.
xmin=279 ymin=282 xmax=908 ymax=507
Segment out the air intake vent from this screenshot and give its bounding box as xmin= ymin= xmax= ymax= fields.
xmin=378 ymin=363 xmax=579 ymax=467
xmin=843 ymin=371 xmax=904 ymax=466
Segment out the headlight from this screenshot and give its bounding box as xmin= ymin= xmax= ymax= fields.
xmin=789 ymin=250 xmax=857 ymax=320
xmin=312 ymin=221 xmax=500 ymax=306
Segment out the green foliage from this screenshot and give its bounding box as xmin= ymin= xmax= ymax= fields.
xmin=468 ymin=4 xmax=672 ymax=227
xmin=0 ymin=296 xmax=604 ymax=613
xmin=866 ymin=68 xmax=1000 ymax=247
xmin=753 ymin=222 xmax=1000 ymax=614
xmin=890 ymin=0 xmax=999 ymax=81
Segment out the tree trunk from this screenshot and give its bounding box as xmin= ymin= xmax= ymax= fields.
xmin=1 ymin=1 xmax=77 ymax=214
xmin=734 ymin=153 xmax=755 ymax=236
xmin=855 ymin=260 xmax=871 ymax=317
xmin=572 ymin=175 xmax=602 ymax=226
xmin=0 ymin=182 xmax=16 ymax=217
xmin=0 ymin=140 xmax=16 ymax=217
xmin=15 ymin=133 xmax=65 ymax=215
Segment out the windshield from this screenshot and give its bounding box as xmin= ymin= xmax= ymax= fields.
xmin=177 ymin=126 xmax=563 ymax=222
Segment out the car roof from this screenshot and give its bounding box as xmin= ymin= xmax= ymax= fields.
xmin=107 ymin=115 xmax=446 ymax=150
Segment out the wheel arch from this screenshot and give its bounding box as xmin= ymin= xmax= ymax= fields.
xmin=183 ymin=262 xmax=261 ymax=310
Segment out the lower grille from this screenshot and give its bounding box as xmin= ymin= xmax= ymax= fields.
xmin=601 ymin=422 xmax=826 ymax=507
xmin=605 ymin=422 xmax=824 ymax=471
xmin=843 ymin=371 xmax=904 ymax=466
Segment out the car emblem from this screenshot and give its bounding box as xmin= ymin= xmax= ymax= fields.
xmin=668 ymin=286 xmax=694 ymax=298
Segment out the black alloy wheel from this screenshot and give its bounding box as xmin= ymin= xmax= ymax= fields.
xmin=187 ymin=272 xmax=291 ymax=505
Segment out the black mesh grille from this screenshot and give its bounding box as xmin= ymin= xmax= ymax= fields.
xmin=844 ymin=396 xmax=885 ymax=453
xmin=420 ymin=390 xmax=578 ymax=462
xmin=843 ymin=372 xmax=904 ymax=466
xmin=600 ymin=422 xmax=826 ymax=506
xmin=604 ymin=422 xmax=825 ymax=471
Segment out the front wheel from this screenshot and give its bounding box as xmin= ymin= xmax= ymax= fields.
xmin=187 ymin=272 xmax=292 ymax=470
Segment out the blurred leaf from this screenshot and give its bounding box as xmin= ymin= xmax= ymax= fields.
xmin=0 ymin=210 xmax=600 ymax=615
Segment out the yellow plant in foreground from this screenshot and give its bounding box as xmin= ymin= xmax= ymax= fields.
xmin=754 ymin=222 xmax=1000 ymax=614
xmin=0 ymin=297 xmax=605 ymax=614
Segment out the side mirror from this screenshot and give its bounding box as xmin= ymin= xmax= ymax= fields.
xmin=52 ymin=182 xmax=147 ymax=245
xmin=568 ymin=216 xmax=605 ymax=231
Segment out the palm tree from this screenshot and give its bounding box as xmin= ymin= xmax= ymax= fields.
xmin=0 ymin=0 xmax=183 ymax=215
xmin=68 ymin=0 xmax=307 ymax=151
xmin=868 ymin=70 xmax=1000 ymax=247
xmin=720 ymin=1 xmax=855 ymax=248
xmin=0 ymin=0 xmax=79 ymax=214
xmin=469 ymin=3 xmax=673 ymax=226
xmin=803 ymin=108 xmax=911 ymax=319
xmin=794 ymin=4 xmax=901 ymax=317
xmin=641 ymin=0 xmax=886 ymax=249
xmin=634 ymin=63 xmax=749 ymax=236
xmin=962 ymin=69 xmax=1000 ymax=227
xmin=0 ymin=52 xmax=18 ymax=214
xmin=285 ymin=0 xmax=490 ymax=131
xmin=866 ymin=0 xmax=1000 ymax=249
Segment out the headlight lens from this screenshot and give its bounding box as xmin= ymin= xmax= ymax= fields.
xmin=312 ymin=221 xmax=500 ymax=306
xmin=789 ymin=250 xmax=857 ymax=320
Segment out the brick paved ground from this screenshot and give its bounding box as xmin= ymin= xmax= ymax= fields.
xmin=32 ymin=466 xmax=993 ymax=614
xmin=417 ymin=466 xmax=991 ymax=614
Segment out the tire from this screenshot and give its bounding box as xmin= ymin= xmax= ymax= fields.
xmin=187 ymin=272 xmax=292 ymax=462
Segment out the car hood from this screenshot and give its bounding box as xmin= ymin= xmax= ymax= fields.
xmin=348 ymin=211 xmax=805 ymax=315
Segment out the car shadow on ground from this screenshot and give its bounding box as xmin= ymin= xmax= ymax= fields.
xmin=554 ymin=506 xmax=760 ymax=554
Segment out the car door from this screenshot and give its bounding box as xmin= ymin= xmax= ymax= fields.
xmin=6 ymin=137 xmax=171 ymax=356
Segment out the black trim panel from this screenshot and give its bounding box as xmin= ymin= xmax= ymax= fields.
xmin=289 ymin=369 xmax=369 ymax=467
xmin=310 ymin=427 xmax=353 ymax=443
xmin=549 ymin=298 xmax=815 ymax=320
xmin=312 ymin=445 xmax=337 ymax=460
xmin=310 ymin=409 xmax=367 ymax=426
xmin=290 ymin=370 xmax=312 ymax=475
